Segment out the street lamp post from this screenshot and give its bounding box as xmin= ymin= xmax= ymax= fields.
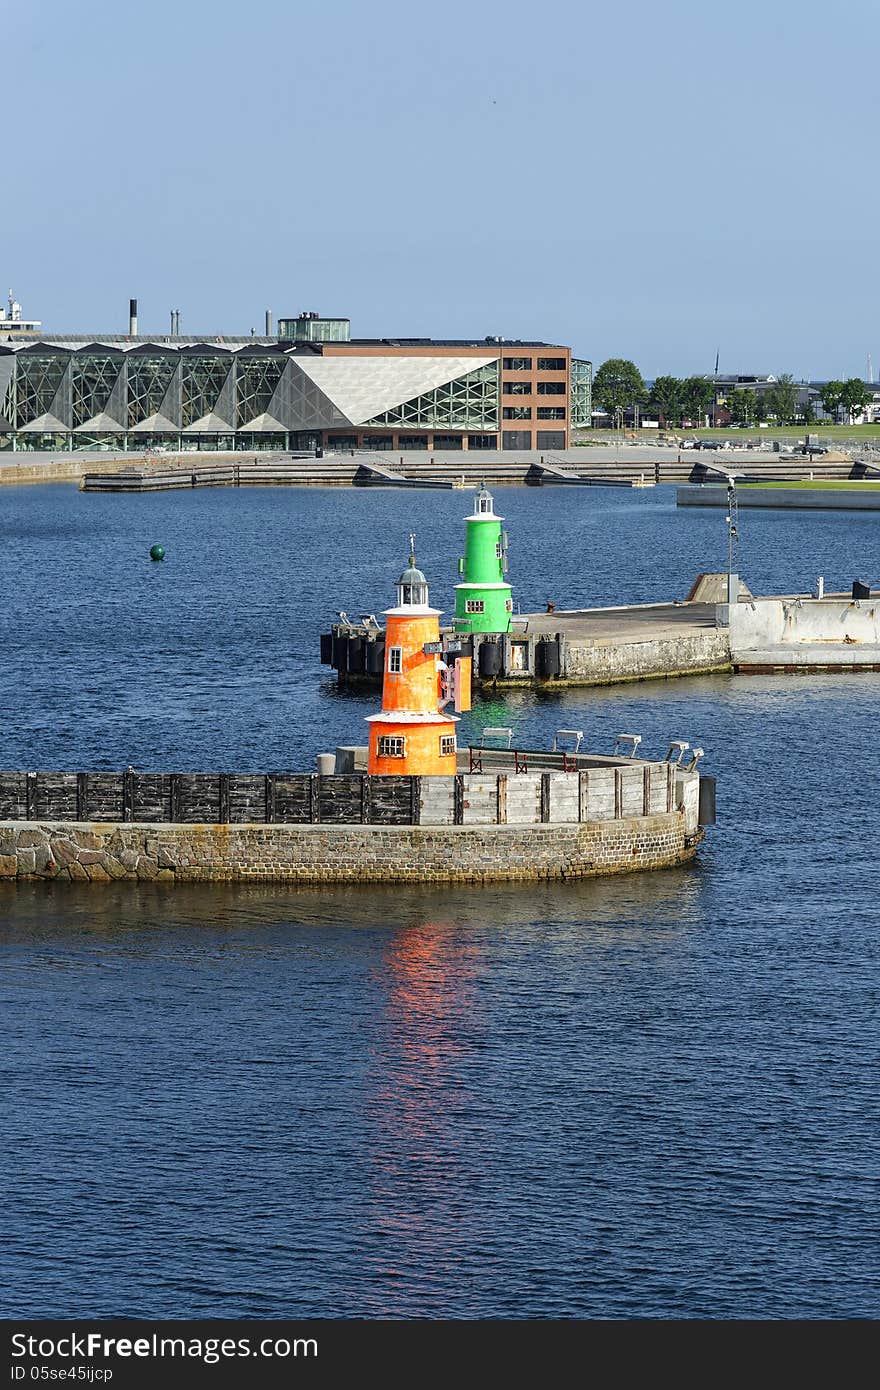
xmin=726 ymin=479 xmax=739 ymax=607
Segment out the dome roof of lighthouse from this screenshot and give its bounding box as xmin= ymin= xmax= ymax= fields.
xmin=397 ymin=562 xmax=427 ymax=587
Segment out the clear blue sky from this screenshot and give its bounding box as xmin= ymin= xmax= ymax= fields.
xmin=6 ymin=0 xmax=877 ymax=378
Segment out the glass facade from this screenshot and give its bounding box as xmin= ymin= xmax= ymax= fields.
xmin=128 ymin=353 xmax=176 ymax=426
xmin=570 ymin=358 xmax=593 ymax=428
xmin=71 ymin=352 xmax=122 ymax=427
xmin=181 ymin=354 xmax=232 ymax=427
xmin=15 ymin=352 xmax=68 ymax=425
xmin=235 ymin=356 xmax=285 ymax=427
xmin=362 ymin=363 xmax=498 ymax=431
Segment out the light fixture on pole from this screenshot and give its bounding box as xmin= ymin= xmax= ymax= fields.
xmin=725 ymin=478 xmax=739 ymax=607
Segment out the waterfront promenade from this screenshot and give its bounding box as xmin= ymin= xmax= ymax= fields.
xmin=0 ymin=444 xmax=863 ymax=489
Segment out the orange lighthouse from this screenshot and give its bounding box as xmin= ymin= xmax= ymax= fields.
xmin=367 ymin=538 xmax=458 ymax=776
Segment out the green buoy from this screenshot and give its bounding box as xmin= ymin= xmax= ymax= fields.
xmin=149 ymin=544 xmax=166 ymax=562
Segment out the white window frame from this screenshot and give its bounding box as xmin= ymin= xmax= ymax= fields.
xmin=440 ymin=734 xmax=457 ymax=757
xmin=465 ymin=599 xmax=485 ymax=614
xmin=387 ymin=645 xmax=402 ymax=673
xmin=377 ymin=735 xmax=406 ymax=758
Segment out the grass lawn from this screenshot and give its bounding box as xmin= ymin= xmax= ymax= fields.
xmin=679 ymin=425 xmax=880 ymax=441
xmin=579 ymin=425 xmax=880 ymax=442
xmin=741 ymin=479 xmax=880 ymax=490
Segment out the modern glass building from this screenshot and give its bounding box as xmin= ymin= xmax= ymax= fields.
xmin=0 ymin=330 xmax=577 ymax=452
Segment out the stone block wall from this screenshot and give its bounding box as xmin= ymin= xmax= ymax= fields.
xmin=0 ymin=813 xmax=700 ymax=885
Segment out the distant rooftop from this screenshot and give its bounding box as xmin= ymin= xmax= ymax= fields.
xmin=0 ymin=334 xmax=563 ymax=353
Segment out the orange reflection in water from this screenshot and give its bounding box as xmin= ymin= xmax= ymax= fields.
xmin=381 ymin=921 xmax=480 ymax=1069
xmin=359 ymin=923 xmax=485 ymax=1259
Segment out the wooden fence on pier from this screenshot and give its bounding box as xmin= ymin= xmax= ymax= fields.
xmin=0 ymin=760 xmax=683 ymax=828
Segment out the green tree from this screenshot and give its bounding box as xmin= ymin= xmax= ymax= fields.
xmin=821 ymin=380 xmax=844 ymax=421
xmin=753 ymin=394 xmax=768 ymax=422
xmin=592 ymin=358 xmax=647 ymax=424
xmin=728 ymin=389 xmax=756 ymax=426
xmin=679 ymin=376 xmax=714 ymax=427
xmin=801 ymin=395 xmax=815 ymax=424
xmin=647 ymin=375 xmax=682 ymax=426
xmin=840 ymin=377 xmax=871 ymax=423
xmin=765 ymin=374 xmax=799 ymax=424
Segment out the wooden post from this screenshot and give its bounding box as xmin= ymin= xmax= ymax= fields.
xmin=579 ymin=768 xmax=589 ymax=822
xmin=76 ymin=772 xmax=87 ymax=821
xmin=666 ymin=762 xmax=676 ymax=812
xmin=218 ymin=774 xmax=230 ymax=824
xmin=497 ymin=774 xmax=508 ymax=824
xmin=310 ymin=774 xmax=321 ymax=823
xmin=643 ymin=765 xmax=651 ymax=816
xmin=453 ymin=775 xmax=465 ymax=825
xmin=540 ymin=772 xmax=551 ymax=823
xmin=170 ymin=774 xmax=182 ymax=823
xmin=614 ymin=767 xmax=624 ymax=819
xmin=361 ymin=774 xmax=372 ymax=824
xmin=122 ymin=768 xmax=134 ymax=822
xmin=265 ymin=774 xmax=276 ymax=823
xmin=25 ymin=772 xmax=37 ymax=821
xmin=410 ymin=775 xmax=421 ymax=826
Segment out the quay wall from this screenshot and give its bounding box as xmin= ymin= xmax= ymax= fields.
xmin=678 ymin=484 xmax=880 ymax=511
xmin=0 ymin=455 xmax=133 ymax=486
xmin=0 ymin=763 xmax=705 ymax=884
xmin=0 ymin=813 xmax=699 ymax=885
xmin=562 ymin=631 xmax=731 ymax=685
xmin=729 ymin=597 xmax=880 ymax=649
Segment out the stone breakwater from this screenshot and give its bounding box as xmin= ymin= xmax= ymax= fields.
xmin=0 ymin=814 xmax=699 ymax=885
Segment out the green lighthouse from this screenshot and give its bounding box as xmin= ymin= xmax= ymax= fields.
xmin=453 ymin=485 xmax=513 ymax=635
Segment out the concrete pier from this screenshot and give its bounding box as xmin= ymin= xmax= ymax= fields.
xmin=325 ymin=599 xmax=733 ymax=690
xmin=0 ymin=753 xmax=708 ymax=884
xmin=326 ymin=587 xmax=880 ymax=686
xmin=493 ymin=602 xmax=730 ymax=687
xmin=678 ymin=483 xmax=880 ymax=510
xmin=729 ymin=594 xmax=880 ymax=671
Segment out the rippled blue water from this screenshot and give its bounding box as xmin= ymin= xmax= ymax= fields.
xmin=1 ymin=482 xmax=878 ymax=1318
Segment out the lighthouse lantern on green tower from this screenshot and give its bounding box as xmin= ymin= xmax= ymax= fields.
xmin=453 ymin=485 xmax=513 ymax=634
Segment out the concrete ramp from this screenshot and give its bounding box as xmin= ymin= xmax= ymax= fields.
xmin=353 ymin=458 xmax=407 ymax=482
xmin=689 ymin=459 xmax=744 ymax=482
xmin=529 ymin=460 xmax=634 ymax=487
xmin=534 ymin=460 xmax=586 ymax=482
xmin=686 ymin=573 xmax=753 ymax=603
xmin=353 ymin=457 xmax=454 ymax=488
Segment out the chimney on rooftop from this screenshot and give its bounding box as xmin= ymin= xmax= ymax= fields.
xmin=129 ymin=298 xmax=138 ymax=336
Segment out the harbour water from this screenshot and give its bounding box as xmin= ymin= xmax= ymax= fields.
xmin=1 ymin=483 xmax=878 ymax=1318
